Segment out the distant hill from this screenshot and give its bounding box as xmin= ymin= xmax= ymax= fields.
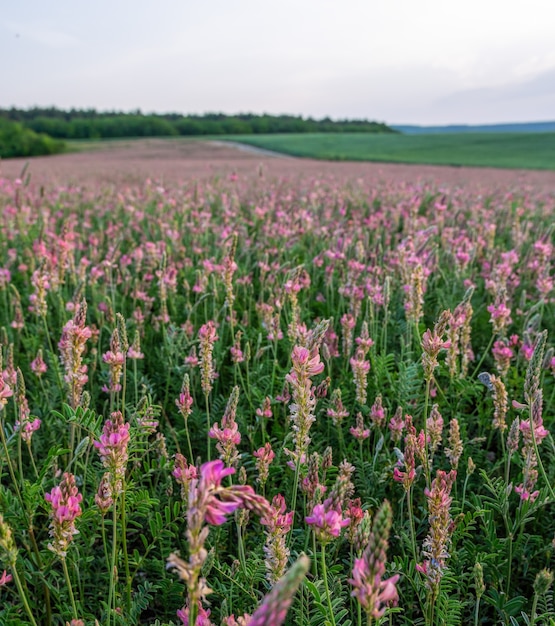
xmin=393 ymin=121 xmax=555 ymax=134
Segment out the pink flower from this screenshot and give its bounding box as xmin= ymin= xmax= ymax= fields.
xmin=177 ymin=602 xmax=213 ymax=625
xmin=305 ymin=502 xmax=349 ymax=543
xmin=45 ymin=473 xmax=83 ymax=557
xmin=290 ymin=346 xmax=325 ymax=377
xmin=0 ymin=570 xmax=12 ymax=586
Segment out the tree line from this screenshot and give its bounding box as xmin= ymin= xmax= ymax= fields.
xmin=1 ymin=107 xmax=395 ymax=140
xmin=0 ymin=118 xmax=65 ymax=159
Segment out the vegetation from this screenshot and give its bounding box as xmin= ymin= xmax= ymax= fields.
xmin=0 ymin=118 xmax=65 ymax=158
xmin=0 ymin=171 xmax=554 ymax=625
xmin=0 ymin=107 xmax=394 ymax=140
xmin=227 ymin=131 xmax=555 ymax=169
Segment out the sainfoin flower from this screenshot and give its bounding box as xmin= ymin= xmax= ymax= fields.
xmin=417 ymin=469 xmax=457 ymax=592
xmin=0 ymin=569 xmax=12 ymax=586
xmin=305 ymin=500 xmax=349 ymax=543
xmin=58 ymin=299 xmax=92 ymax=408
xmin=94 ymin=410 xmax=130 ymax=494
xmin=45 ymin=472 xmax=83 ymax=557
xmin=169 ymin=460 xmax=271 ymax=626
xmin=350 ymin=500 xmax=399 ymax=619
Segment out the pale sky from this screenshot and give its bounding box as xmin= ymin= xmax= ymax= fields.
xmin=2 ymin=0 xmax=555 ymax=125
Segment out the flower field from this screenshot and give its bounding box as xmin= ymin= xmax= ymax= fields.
xmin=0 ymin=168 xmax=554 ymax=626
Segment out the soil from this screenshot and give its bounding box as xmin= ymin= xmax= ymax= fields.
xmin=2 ymin=138 xmax=555 ymax=192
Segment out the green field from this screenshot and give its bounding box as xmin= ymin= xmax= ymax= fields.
xmin=226 ymin=132 xmax=555 ymax=170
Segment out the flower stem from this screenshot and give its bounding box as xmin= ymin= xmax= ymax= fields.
xmin=10 ymin=562 xmax=39 ymax=626
xmin=62 ymin=556 xmax=78 ymax=620
xmin=321 ymin=544 xmax=337 ymax=626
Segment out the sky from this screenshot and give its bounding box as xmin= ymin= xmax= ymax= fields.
xmin=2 ymin=0 xmax=555 ymax=125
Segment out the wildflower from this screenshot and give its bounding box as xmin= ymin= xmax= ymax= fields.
xmin=169 ymin=460 xmax=271 ymax=626
xmin=393 ymin=415 xmax=417 ymax=490
xmin=261 ymin=494 xmax=294 ymax=583
xmin=255 ymin=396 xmax=273 ymax=420
xmin=427 ymin=404 xmax=443 ymax=455
xmin=326 ymin=460 xmax=355 ymax=512
xmin=350 ymin=349 xmax=370 ymax=404
xmin=127 ymin=330 xmax=144 ymax=360
xmin=492 ymin=339 xmax=513 ymax=376
xmin=0 ymin=354 xmax=13 ymax=409
xmin=95 ymin=473 xmax=114 ymax=515
xmin=388 ymin=407 xmax=405 ymax=443
xmin=345 ymin=498 xmax=365 ymax=546
xmin=305 ymin=499 xmax=349 ymax=544
xmin=515 ymin=332 xmax=549 ymax=501
xmin=445 ymin=418 xmax=463 ymax=470
xmin=29 ymin=265 xmax=50 ymax=317
xmin=0 ymin=569 xmax=12 ymax=586
xmin=370 ymin=395 xmax=386 ymax=428
xmin=286 ymin=344 xmax=324 ymax=462
xmin=176 ymin=373 xmax=194 ymax=421
xmin=177 ymin=602 xmax=213 ymax=626
xmin=222 ymin=615 xmax=251 ymax=626
xmin=102 ymin=327 xmax=125 ymax=393
xmin=301 ymin=452 xmax=326 ymax=506
xmin=230 ymin=332 xmax=245 ymax=363
xmin=350 ymin=500 xmax=399 ymax=620
xmin=0 ymin=515 xmax=17 ymax=564
xmin=209 ymin=386 xmax=241 ymax=467
xmin=490 ymin=374 xmax=508 ymax=431
xmin=341 ymin=313 xmax=356 ymax=357
xmin=404 ymin=264 xmax=425 ymax=325
xmin=248 ymin=555 xmax=309 ymax=626
xmin=253 ymin=443 xmax=275 ymax=489
xmin=59 ymin=299 xmax=92 ymax=408
xmin=421 ymin=311 xmax=451 ymax=381
xmin=198 ymin=321 xmax=218 ymax=397
xmin=327 ymin=388 xmax=349 ymax=426
xmin=487 ymin=291 xmax=512 ymax=334
xmin=13 ymin=368 xmax=41 ymax=444
xmin=94 ymin=411 xmax=130 ymax=495
xmin=173 ymin=454 xmax=198 ymax=501
xmin=45 ymin=472 xmax=83 ymax=557
xmin=30 ymin=349 xmax=48 ymax=376
xmin=355 ymin=321 xmax=374 ymax=355
xmin=350 ymin=412 xmax=370 ymax=441
xmin=418 ymin=469 xmax=457 ymax=593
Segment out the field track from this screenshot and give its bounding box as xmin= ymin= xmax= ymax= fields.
xmin=2 ymin=138 xmax=555 ymax=191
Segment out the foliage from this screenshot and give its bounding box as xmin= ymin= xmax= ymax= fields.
xmin=0 ymin=171 xmax=553 ymax=626
xmin=0 ymin=117 xmax=65 ymax=158
xmin=0 ymin=107 xmax=395 ymax=141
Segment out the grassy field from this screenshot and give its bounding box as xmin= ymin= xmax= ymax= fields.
xmin=225 ymin=132 xmax=555 ymax=170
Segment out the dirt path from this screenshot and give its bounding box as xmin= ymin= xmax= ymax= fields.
xmin=2 ymin=138 xmax=555 ymax=192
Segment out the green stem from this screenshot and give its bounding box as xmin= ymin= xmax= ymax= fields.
xmin=288 ymin=459 xmax=302 ymax=548
xmin=121 ymin=485 xmax=131 ymax=614
xmin=107 ymin=499 xmax=118 ymax=626
xmin=530 ymin=590 xmax=539 ymax=625
xmin=10 ymin=562 xmax=39 ymax=626
xmin=62 ymin=556 xmax=78 ymax=620
xmin=321 ymin=544 xmax=337 ymax=626
xmin=471 ymin=333 xmax=495 ymax=380
xmin=205 ymin=393 xmax=211 ymax=461
xmin=407 ymin=487 xmax=419 ymax=568
xmin=474 ymin=598 xmax=481 ymax=626
xmin=422 ymin=378 xmax=431 ymax=489
xmin=184 ymin=417 xmax=194 ymax=464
